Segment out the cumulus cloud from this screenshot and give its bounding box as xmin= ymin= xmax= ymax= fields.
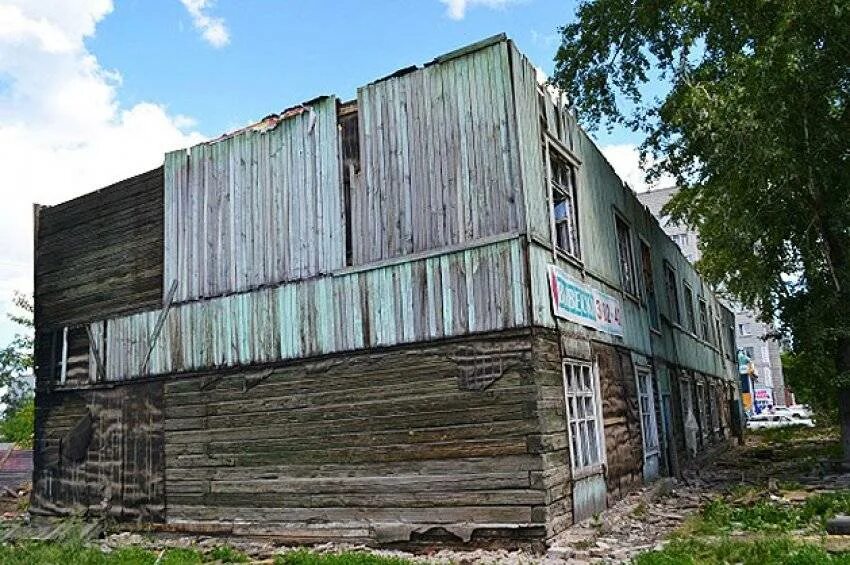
xmin=600 ymin=143 xmax=676 ymax=193
xmin=0 ymin=0 xmax=204 ymax=342
xmin=440 ymin=0 xmax=520 ymax=20
xmin=179 ymin=0 xmax=229 ymax=47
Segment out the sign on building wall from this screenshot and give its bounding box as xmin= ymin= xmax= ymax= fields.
xmin=548 ymin=265 xmax=624 ymax=336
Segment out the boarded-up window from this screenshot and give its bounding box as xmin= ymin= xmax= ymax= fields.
xmin=563 ymin=360 xmax=604 ymax=473
xmin=46 ymin=326 xmax=90 ymax=385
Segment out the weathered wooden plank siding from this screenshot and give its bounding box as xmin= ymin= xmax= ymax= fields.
xmin=35 ymin=168 xmax=164 ymax=331
xmin=352 ymin=40 xmax=524 ymax=264
xmin=101 ymin=237 xmax=527 ymax=381
xmin=162 ymin=330 xmax=545 ymax=543
xmin=163 ymin=97 xmax=344 ymax=303
xmin=31 ymin=382 xmax=165 ymax=521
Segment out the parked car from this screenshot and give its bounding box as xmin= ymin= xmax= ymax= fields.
xmin=747 ymin=413 xmax=815 ymax=430
xmin=771 ymin=406 xmax=813 ymax=420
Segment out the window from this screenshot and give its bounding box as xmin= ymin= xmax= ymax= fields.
xmin=547 ymin=145 xmax=580 ymax=259
xmin=714 ymin=317 xmax=723 ymax=351
xmin=683 ymin=284 xmax=696 ymax=333
xmin=615 ymin=215 xmax=638 ymax=297
xmin=708 ymin=305 xmax=715 ymax=344
xmin=671 ymin=233 xmax=689 ymax=248
xmin=699 ymin=299 xmax=709 ymax=340
xmin=663 ymin=262 xmax=681 ymax=324
xmin=563 ymin=360 xmax=604 ymax=473
xmin=727 ymin=326 xmax=736 ymax=359
xmin=637 ymin=369 xmax=659 ymax=456
xmin=640 ymin=241 xmax=659 ymax=330
xmin=738 ymin=323 xmax=751 ymax=336
xmin=743 ymin=346 xmax=756 ymax=359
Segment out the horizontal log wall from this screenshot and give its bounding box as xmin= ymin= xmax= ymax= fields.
xmin=35 ymin=167 xmax=164 ymax=331
xmin=101 ymin=237 xmax=528 ymax=381
xmin=31 ymin=382 xmax=165 ymax=521
xmin=163 ymin=96 xmax=344 ymax=304
xmin=352 ymin=39 xmax=524 ymax=264
xmin=163 ymin=330 xmax=545 ymax=543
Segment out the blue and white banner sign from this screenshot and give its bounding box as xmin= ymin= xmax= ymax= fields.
xmin=548 ymin=264 xmax=624 ymax=336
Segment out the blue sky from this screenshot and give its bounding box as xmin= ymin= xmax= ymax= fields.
xmin=0 ymin=0 xmax=657 ymax=346
xmin=90 ymin=0 xmax=637 ymax=145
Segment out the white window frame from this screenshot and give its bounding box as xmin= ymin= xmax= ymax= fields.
xmin=545 ymin=136 xmax=582 ymax=262
xmin=636 ymin=366 xmax=660 ymax=459
xmin=563 ymin=359 xmax=605 ymax=478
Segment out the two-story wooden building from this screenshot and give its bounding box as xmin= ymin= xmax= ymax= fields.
xmin=31 ymin=35 xmax=738 ymax=546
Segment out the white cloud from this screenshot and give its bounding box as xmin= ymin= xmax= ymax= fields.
xmin=440 ymin=0 xmax=521 ymax=20
xmin=179 ymin=0 xmax=229 ymax=47
xmin=0 ymin=0 xmax=204 ymax=343
xmin=600 ymin=143 xmax=676 ymax=193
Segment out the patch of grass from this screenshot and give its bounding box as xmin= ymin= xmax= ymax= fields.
xmin=208 ymin=545 xmax=250 ymax=563
xmin=683 ymin=490 xmax=850 ymax=535
xmin=0 ymin=539 xmax=205 ymax=564
xmin=275 ymin=549 xmax=413 ymax=565
xmin=631 ymin=500 xmax=648 ymax=518
xmin=634 ymin=536 xmax=850 ymax=565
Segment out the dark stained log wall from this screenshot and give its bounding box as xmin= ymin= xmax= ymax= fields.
xmin=162 ymin=330 xmax=546 ymax=544
xmin=31 ymin=381 xmax=165 ymax=521
xmin=593 ymin=342 xmax=645 ymax=505
xmin=34 ymin=167 xmax=164 ymax=332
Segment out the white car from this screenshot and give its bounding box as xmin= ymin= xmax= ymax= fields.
xmin=771 ymin=406 xmax=813 ymax=420
xmin=747 ymin=413 xmax=815 ymax=430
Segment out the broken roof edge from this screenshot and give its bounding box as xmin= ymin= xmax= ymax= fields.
xmin=365 ymin=32 xmax=509 ymax=88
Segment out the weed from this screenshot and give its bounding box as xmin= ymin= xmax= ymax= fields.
xmin=208 ymin=545 xmax=250 ymax=563
xmin=634 ymin=536 xmax=850 ymax=565
xmin=631 ymin=501 xmax=648 ymax=518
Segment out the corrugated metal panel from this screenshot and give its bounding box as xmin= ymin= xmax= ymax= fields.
xmin=163 ymin=96 xmax=344 ymax=303
xmin=351 ymin=41 xmax=524 ymax=265
xmin=103 ymin=238 xmax=527 ymax=380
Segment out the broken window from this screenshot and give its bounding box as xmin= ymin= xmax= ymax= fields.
xmin=664 ymin=262 xmax=681 ymax=325
xmin=637 ymin=368 xmax=659 ymax=457
xmin=640 ymin=241 xmax=659 ymax=330
xmin=45 ymin=326 xmax=91 ymax=385
xmin=547 ymin=146 xmax=581 ymax=259
xmin=563 ymin=360 xmax=604 ymax=474
xmin=615 ymin=215 xmax=638 ymax=297
xmin=683 ymin=283 xmax=696 ymax=333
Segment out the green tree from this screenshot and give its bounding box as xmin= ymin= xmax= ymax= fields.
xmin=552 ymin=2 xmax=850 ymax=458
xmin=0 ymin=292 xmax=34 ymax=444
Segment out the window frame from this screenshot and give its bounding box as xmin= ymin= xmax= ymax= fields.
xmin=545 ymin=136 xmax=582 ymax=262
xmin=639 ymin=239 xmax=660 ymax=332
xmin=699 ymin=298 xmax=710 ymax=341
xmin=663 ymin=261 xmax=681 ymax=325
xmin=562 ymin=359 xmax=606 ymax=478
xmin=614 ymin=212 xmax=639 ymax=299
xmin=682 ymin=283 xmax=696 ymax=334
xmin=636 ymin=366 xmax=660 ymax=459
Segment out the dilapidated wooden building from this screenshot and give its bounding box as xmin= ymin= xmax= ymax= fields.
xmin=32 ymin=35 xmax=738 ymax=545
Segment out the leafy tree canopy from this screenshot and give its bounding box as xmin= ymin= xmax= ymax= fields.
xmin=0 ymin=292 xmax=33 ymax=420
xmin=552 ymin=0 xmax=850 ymax=381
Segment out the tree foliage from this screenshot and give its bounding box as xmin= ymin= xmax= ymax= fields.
xmin=0 ymin=292 xmax=34 ymax=438
xmin=552 ymin=1 xmax=850 ymax=383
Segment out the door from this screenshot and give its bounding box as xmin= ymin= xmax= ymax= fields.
xmin=563 ymin=360 xmax=607 ymax=522
xmin=636 ymin=367 xmax=661 ymax=481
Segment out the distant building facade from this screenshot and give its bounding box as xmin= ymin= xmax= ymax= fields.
xmin=637 ymin=187 xmax=787 ymax=408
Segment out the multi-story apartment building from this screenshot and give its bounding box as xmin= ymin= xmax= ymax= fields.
xmin=32 ymin=36 xmax=738 ymax=546
xmin=637 ymin=186 xmax=787 ymax=408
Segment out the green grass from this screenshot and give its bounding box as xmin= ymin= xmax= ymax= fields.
xmin=0 ymin=540 xmax=256 ymax=564
xmin=0 ymin=540 xmax=199 ymax=564
xmin=275 ymin=549 xmax=413 ymax=565
xmin=634 ymin=537 xmax=850 ymax=565
xmin=684 ymin=490 xmax=850 ymax=536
